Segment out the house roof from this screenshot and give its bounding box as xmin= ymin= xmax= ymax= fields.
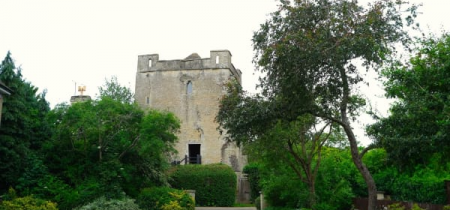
xmin=0 ymin=81 xmax=12 ymax=95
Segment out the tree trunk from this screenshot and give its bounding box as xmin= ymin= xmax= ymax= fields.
xmin=343 ymin=123 xmax=377 ymax=210
xmin=339 ymin=66 xmax=377 ymax=210
xmin=308 ymin=180 xmax=317 ymax=209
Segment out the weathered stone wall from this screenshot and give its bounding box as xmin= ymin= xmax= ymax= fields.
xmin=135 ymin=50 xmax=246 ymax=171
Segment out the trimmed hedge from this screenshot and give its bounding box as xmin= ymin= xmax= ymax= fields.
xmin=169 ymin=164 xmax=237 ymax=207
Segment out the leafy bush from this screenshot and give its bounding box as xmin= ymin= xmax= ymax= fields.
xmin=411 ymin=204 xmax=425 ymax=210
xmin=387 ymin=203 xmax=405 ymax=210
xmin=314 ymin=148 xmax=355 ymax=210
xmin=243 ymin=163 xmax=261 ymax=203
xmin=363 ymin=149 xmax=450 ymax=204
xmin=169 ymin=164 xmax=236 ymax=207
xmin=259 ymin=148 xmax=356 ymax=210
xmin=390 ymin=175 xmax=447 ymax=204
xmin=262 ymin=172 xmax=307 ymax=208
xmin=136 ymin=187 xmax=194 ymax=210
xmin=72 ymin=196 xmax=141 ymax=210
xmin=0 ymin=195 xmax=58 ymax=210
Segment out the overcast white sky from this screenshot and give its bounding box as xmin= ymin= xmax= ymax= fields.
xmin=1 ymin=0 xmax=449 ymax=145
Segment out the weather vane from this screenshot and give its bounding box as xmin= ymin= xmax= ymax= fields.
xmin=78 ymin=85 xmax=86 ymax=96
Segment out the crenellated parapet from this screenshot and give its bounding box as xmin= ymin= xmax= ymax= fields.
xmin=137 ymin=50 xmax=242 ymax=84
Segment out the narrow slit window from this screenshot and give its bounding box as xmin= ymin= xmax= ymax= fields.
xmin=148 ymin=59 xmax=152 ymax=68
xmin=215 ymin=56 xmax=219 ymax=64
xmin=146 ymin=96 xmax=150 ymax=104
xmin=187 ymin=81 xmax=193 ymax=95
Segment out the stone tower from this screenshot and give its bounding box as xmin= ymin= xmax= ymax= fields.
xmin=135 ymin=50 xmax=247 ymax=172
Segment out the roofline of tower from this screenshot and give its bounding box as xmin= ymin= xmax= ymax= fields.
xmin=137 ymin=50 xmax=242 ymax=84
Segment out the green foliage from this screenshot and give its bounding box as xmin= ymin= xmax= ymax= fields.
xmin=362 ymin=149 xmax=450 ymax=204
xmin=217 ymin=82 xmax=340 ymax=208
xmin=388 ymin=170 xmax=448 ymax=204
xmin=411 ymin=204 xmax=425 ymax=210
xmin=136 ymin=187 xmax=194 ymax=210
xmin=41 ymin=95 xmax=179 ymax=208
xmin=0 ymin=194 xmax=58 ymax=210
xmin=15 ymin=153 xmax=50 ymax=196
xmin=252 ymin=0 xmax=417 ymax=122
xmin=243 ymin=163 xmax=261 ymax=203
xmin=98 ymin=76 xmax=134 ymax=104
xmin=73 ymin=196 xmax=141 ymax=210
xmin=219 ymin=0 xmax=418 ymax=209
xmin=387 ymin=203 xmax=406 ymax=210
xmin=0 ymin=51 xmax=51 ymax=194
xmin=169 ymin=164 xmax=236 ymax=207
xmin=369 ymin=33 xmax=450 ymax=169
xmin=257 ymin=147 xmax=357 ymax=210
xmin=233 ymin=203 xmax=255 ymax=207
xmin=261 ymin=170 xmax=307 ymax=208
xmin=313 ymin=148 xmax=356 ymax=210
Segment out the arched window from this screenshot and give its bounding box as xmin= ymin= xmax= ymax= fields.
xmin=187 ymin=81 xmax=193 ymax=95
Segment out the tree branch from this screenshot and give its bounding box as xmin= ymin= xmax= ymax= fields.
xmin=359 ymin=143 xmax=379 ymax=159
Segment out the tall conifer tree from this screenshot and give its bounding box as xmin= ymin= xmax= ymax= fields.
xmin=0 ymin=52 xmax=51 ymax=193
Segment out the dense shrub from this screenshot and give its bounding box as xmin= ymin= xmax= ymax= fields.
xmin=169 ymin=164 xmax=237 ymax=207
xmin=0 ymin=195 xmax=58 ymax=210
xmin=387 ymin=203 xmax=406 ymax=210
xmin=262 ymin=172 xmax=306 ymax=208
xmin=243 ymin=163 xmax=261 ymax=203
xmin=364 ymin=149 xmax=450 ymax=204
xmin=136 ymin=187 xmax=194 ymax=210
xmin=258 ymin=148 xmax=358 ymax=210
xmin=72 ymin=196 xmax=141 ymax=210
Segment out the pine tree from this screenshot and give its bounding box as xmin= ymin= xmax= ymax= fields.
xmin=0 ymin=51 xmax=51 ymax=193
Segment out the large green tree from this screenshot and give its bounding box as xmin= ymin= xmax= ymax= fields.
xmin=44 ymin=99 xmax=179 ymax=195
xmin=0 ymin=52 xmax=51 ymax=194
xmin=368 ymin=33 xmax=450 ymax=169
xmin=40 ymin=81 xmax=180 ymax=209
xmin=249 ymin=0 xmax=418 ymax=209
xmin=217 ymin=78 xmax=341 ymax=209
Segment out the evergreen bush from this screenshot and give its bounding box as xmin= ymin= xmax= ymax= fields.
xmin=169 ymin=164 xmax=237 ymax=207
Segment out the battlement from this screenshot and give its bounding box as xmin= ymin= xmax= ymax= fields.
xmin=137 ymin=50 xmax=242 ymax=84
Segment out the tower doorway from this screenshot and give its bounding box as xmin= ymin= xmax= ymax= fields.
xmin=188 ymin=144 xmax=201 ymax=164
